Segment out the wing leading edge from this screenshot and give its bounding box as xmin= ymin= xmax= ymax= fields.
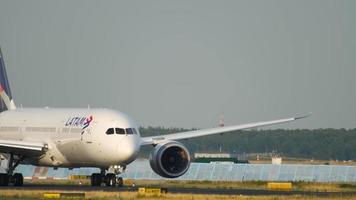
xmin=0 ymin=139 xmax=47 ymax=157
xmin=140 ymin=114 xmax=310 ymax=145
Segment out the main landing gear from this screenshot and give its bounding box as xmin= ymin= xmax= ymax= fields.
xmin=90 ymin=168 xmax=123 ymax=187
xmin=0 ymin=154 xmax=24 ymax=186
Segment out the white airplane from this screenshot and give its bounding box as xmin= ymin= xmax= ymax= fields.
xmin=0 ymin=47 xmax=309 ymax=187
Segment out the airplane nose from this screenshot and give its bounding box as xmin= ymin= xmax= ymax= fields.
xmin=118 ymin=136 xmax=140 ymax=164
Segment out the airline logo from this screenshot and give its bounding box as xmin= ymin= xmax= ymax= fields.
xmin=65 ymin=116 xmax=93 ymax=130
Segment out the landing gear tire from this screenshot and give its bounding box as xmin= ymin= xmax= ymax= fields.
xmin=105 ymin=173 xmax=116 ymax=187
xmin=0 ymin=173 xmax=9 ymax=186
xmin=3 ymin=154 xmax=25 ymax=186
xmin=91 ymin=169 xmax=124 ymax=187
xmin=91 ymin=173 xmax=101 ymax=186
xmin=117 ymin=177 xmax=123 ymax=187
xmin=12 ymin=173 xmax=23 ymax=186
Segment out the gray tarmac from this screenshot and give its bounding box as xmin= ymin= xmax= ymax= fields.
xmin=0 ymin=184 xmax=356 ymax=196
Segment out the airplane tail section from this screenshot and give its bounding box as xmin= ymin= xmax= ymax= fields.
xmin=0 ymin=46 xmax=16 ymax=112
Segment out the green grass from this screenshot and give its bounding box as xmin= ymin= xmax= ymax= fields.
xmin=24 ymin=179 xmax=356 ymax=192
xmin=0 ymin=179 xmax=353 ymax=200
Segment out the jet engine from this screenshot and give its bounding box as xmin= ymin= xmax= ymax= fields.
xmin=149 ymin=141 xmax=190 ymax=178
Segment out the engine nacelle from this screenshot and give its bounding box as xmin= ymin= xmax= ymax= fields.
xmin=149 ymin=141 xmax=190 ymax=178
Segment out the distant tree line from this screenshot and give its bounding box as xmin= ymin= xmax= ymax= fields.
xmin=138 ymin=127 xmax=356 ymax=161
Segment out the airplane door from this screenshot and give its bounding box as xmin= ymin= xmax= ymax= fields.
xmin=81 ymin=128 xmax=92 ymax=144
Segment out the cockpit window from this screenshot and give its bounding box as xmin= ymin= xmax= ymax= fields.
xmin=125 ymin=128 xmax=137 ymax=135
xmin=115 ymin=128 xmax=126 ymax=135
xmin=106 ymin=128 xmax=114 ymax=135
xmin=126 ymin=128 xmax=134 ymax=135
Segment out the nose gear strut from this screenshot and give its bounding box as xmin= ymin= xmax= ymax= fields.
xmin=90 ymin=166 xmax=126 ymax=187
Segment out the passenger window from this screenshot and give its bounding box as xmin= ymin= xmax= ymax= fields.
xmin=126 ymin=128 xmax=134 ymax=135
xmin=115 ymin=128 xmax=126 ymax=135
xmin=106 ymin=128 xmax=114 ymax=135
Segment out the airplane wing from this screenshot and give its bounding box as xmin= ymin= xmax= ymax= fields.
xmin=0 ymin=139 xmax=47 ymax=157
xmin=140 ymin=114 xmax=310 ymax=145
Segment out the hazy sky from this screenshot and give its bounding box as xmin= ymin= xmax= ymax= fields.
xmin=0 ymin=0 xmax=355 ymax=129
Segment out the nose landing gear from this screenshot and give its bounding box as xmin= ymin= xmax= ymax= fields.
xmin=90 ymin=168 xmax=124 ymax=187
xmin=105 ymin=173 xmax=116 ymax=187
